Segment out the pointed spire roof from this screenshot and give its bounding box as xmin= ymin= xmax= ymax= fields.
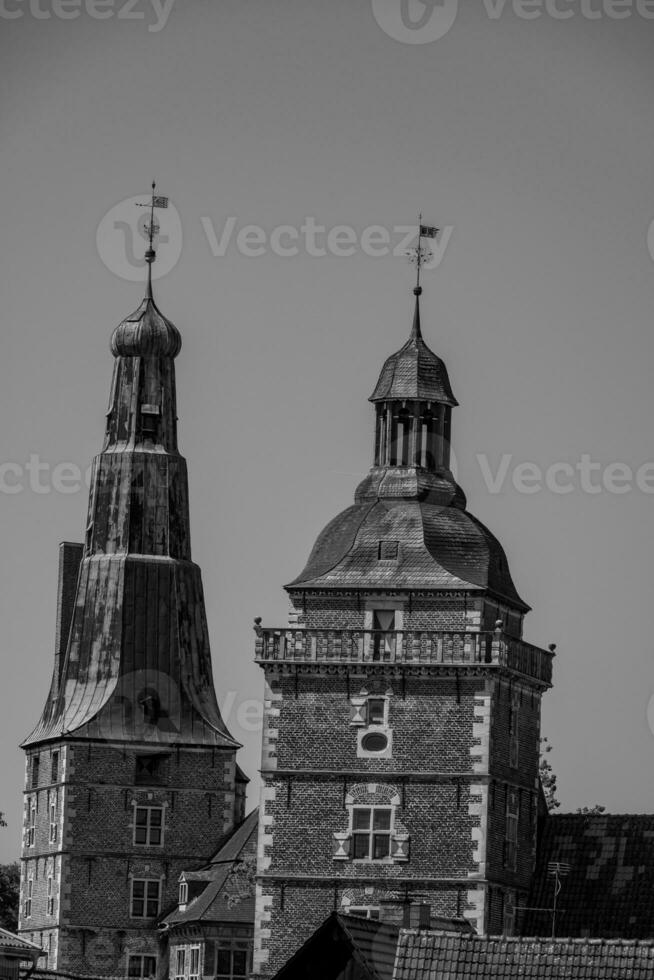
xmin=369 ymin=287 xmax=457 ymax=405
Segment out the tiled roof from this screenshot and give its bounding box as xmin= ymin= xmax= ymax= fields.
xmin=272 ymin=913 xmax=399 ymax=980
xmin=369 ymin=296 xmax=457 ymax=406
xmin=393 ymin=932 xmax=654 ymax=980
xmin=163 ymin=809 xmax=258 ymax=927
xmin=0 ymin=928 xmax=44 ymax=954
xmin=287 ymin=498 xmax=528 ymax=610
xmin=524 ymin=813 xmax=654 ymax=939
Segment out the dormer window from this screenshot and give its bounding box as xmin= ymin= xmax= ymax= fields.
xmin=179 ymin=881 xmax=188 ymax=909
xmin=140 ymin=404 xmax=160 ymax=438
xmin=378 ymin=541 xmax=399 ymax=561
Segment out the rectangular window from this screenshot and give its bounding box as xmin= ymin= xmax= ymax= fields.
xmin=130 ymin=879 xmax=161 ymax=918
xmin=352 ymin=807 xmax=392 ymax=861
xmin=134 ymin=755 xmax=166 ymax=786
xmin=216 ymin=947 xmax=248 ymax=979
xmin=509 ymin=691 xmax=520 ymax=769
xmin=133 ymin=806 xmax=164 ymax=846
xmin=505 ymin=789 xmax=519 ymax=871
xmin=27 ymin=805 xmax=36 ymax=848
xmin=348 ymin=906 xmax=381 ymax=920
xmin=372 ymin=610 xmax=396 ymax=662
xmin=366 ymin=698 xmax=386 ymax=726
xmin=47 ymin=877 xmax=54 ymax=916
xmin=504 ymin=892 xmax=516 ymax=936
xmin=179 ymin=882 xmax=188 ymax=907
xmin=24 ymin=879 xmax=33 ymax=919
xmin=188 ymin=946 xmax=200 ymax=980
xmin=31 ymin=756 xmax=40 ymax=789
xmin=127 ymin=955 xmax=157 ymax=979
xmin=51 ymin=752 xmax=59 ymax=784
xmin=49 ymin=803 xmax=57 ymax=844
xmin=174 ymin=949 xmax=185 ymax=980
xmin=377 ymin=540 xmax=399 ymax=561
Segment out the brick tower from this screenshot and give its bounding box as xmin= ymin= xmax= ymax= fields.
xmin=253 ymin=284 xmax=555 ymax=976
xmin=19 ymin=207 xmax=244 ymax=978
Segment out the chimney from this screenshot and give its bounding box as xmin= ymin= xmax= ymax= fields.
xmin=403 ymin=902 xmax=431 ymax=930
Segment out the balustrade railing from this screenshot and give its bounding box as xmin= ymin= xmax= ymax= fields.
xmin=254 ymin=627 xmax=553 ymax=684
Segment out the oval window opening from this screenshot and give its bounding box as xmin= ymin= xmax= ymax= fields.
xmin=362 ymin=732 xmax=388 ymax=753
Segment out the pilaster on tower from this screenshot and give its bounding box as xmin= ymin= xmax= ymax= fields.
xmin=253 ymin=271 xmax=555 ymax=977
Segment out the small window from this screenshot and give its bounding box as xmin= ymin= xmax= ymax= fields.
xmin=27 ymin=805 xmax=36 ymax=848
xmin=130 ymin=879 xmax=161 ymax=918
xmin=128 ymin=955 xmax=157 ymax=980
xmin=347 ymin=906 xmax=380 ymax=920
xmin=49 ymin=803 xmax=57 ymax=844
xmin=216 ymin=947 xmax=249 ymax=979
xmin=51 ymin=752 xmax=59 ymax=784
xmin=188 ymin=946 xmax=200 ymax=980
xmin=31 ymin=756 xmax=40 ymax=789
xmin=378 ymin=541 xmax=399 ymax=561
xmin=134 ymin=806 xmax=164 ymax=846
xmin=174 ymin=949 xmax=186 ymax=980
xmin=179 ymin=882 xmax=188 ymax=907
xmin=505 ymin=789 xmax=519 ymax=871
xmin=47 ymin=877 xmax=54 ymax=916
xmin=24 ymin=879 xmax=33 ymax=919
xmin=352 ymin=807 xmax=392 ymax=861
xmin=366 ymin=698 xmax=386 ymax=725
xmin=134 ymin=755 xmax=166 ymax=786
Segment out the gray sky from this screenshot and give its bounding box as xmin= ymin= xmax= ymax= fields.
xmin=2 ymin=0 xmax=654 ymax=861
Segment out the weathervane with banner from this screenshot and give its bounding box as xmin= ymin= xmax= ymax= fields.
xmin=407 ymin=214 xmax=439 ymax=290
xmin=136 ymin=181 xmax=169 ymax=295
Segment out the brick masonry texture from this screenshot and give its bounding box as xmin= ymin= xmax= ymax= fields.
xmin=20 ymin=741 xmax=238 ymax=977
xmin=254 ymin=586 xmax=546 ymax=976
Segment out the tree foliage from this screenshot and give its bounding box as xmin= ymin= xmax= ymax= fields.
xmin=0 ymin=863 xmax=20 ymax=932
xmin=539 ymin=737 xmax=560 ymax=811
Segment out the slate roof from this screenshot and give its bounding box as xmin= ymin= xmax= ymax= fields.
xmin=0 ymin=928 xmax=44 ymax=955
xmin=287 ymin=498 xmax=528 ymax=610
xmin=393 ymin=932 xmax=654 ymax=980
xmin=272 ymin=913 xmax=400 ymax=980
xmin=163 ymin=809 xmax=258 ymax=927
xmin=524 ymin=813 xmax=654 ymax=940
xmin=369 ymin=295 xmax=457 ymax=406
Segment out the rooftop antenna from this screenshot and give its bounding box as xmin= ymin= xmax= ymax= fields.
xmin=136 ymin=180 xmax=169 ymax=299
xmin=517 ymin=861 xmax=571 ymax=939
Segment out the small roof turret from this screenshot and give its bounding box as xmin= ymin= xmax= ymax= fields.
xmin=369 ymin=287 xmax=457 ymax=405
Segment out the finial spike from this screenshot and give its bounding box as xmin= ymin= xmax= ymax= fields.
xmin=136 ymin=180 xmax=169 ymax=302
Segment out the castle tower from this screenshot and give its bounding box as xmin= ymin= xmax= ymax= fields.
xmin=19 ymin=195 xmax=244 ymax=978
xmin=253 ymin=284 xmax=555 ymax=976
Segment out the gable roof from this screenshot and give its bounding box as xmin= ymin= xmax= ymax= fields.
xmin=272 ymin=913 xmax=399 ymax=980
xmin=0 ymin=928 xmax=44 ymax=956
xmin=393 ymin=932 xmax=654 ymax=980
xmin=163 ymin=809 xmax=258 ymax=927
xmin=524 ymin=813 xmax=654 ymax=939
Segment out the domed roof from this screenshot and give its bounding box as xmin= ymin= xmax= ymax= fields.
xmin=370 ymin=290 xmax=457 ymax=405
xmin=111 ymin=296 xmax=181 ymax=358
xmin=286 ymin=498 xmax=528 ymax=610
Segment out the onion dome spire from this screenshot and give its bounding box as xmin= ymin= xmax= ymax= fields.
xmin=110 ymin=181 xmax=181 ymax=358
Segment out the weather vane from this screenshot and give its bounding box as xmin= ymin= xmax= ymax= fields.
xmin=406 ymin=214 xmax=439 ymax=291
xmin=136 ymin=180 xmax=169 ymax=296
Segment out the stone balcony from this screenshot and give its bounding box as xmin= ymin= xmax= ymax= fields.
xmin=254 ymin=626 xmax=554 ymax=687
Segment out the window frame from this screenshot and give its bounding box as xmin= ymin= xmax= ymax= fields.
xmin=215 ymin=944 xmax=249 ymax=980
xmin=129 ymin=878 xmax=162 ymax=919
xmin=351 ymin=805 xmax=393 ymax=862
xmin=127 ymin=954 xmax=158 ymax=980
xmin=47 ymin=876 xmax=54 ymax=916
xmin=347 ymin=905 xmax=381 ymax=920
xmin=133 ymin=805 xmax=164 ymax=847
xmin=49 ymin=802 xmax=57 ymax=844
xmin=27 ymin=803 xmax=36 ymax=848
xmin=24 ymin=879 xmax=33 ymax=919
xmin=50 ymin=751 xmax=59 ymax=784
